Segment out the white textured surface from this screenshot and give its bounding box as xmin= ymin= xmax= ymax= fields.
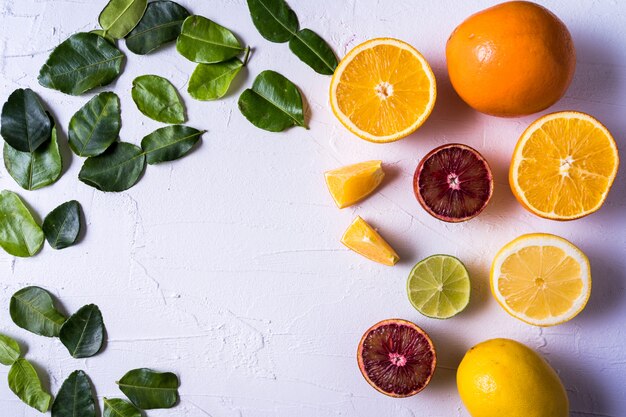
xmin=1 ymin=0 xmax=625 ymax=416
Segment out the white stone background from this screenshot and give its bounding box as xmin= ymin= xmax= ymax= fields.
xmin=0 ymin=0 xmax=625 ymax=416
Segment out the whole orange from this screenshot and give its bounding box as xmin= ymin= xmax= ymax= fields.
xmin=446 ymin=1 xmax=575 ymax=117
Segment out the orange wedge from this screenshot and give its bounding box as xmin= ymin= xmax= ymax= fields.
xmin=341 ymin=216 xmax=399 ymax=266
xmin=510 ymin=111 xmax=619 ymax=220
xmin=330 ymin=38 xmax=437 ymax=143
xmin=325 ymin=160 xmax=384 ymax=208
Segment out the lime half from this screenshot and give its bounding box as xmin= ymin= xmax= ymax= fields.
xmin=407 ymin=255 xmax=470 ymax=319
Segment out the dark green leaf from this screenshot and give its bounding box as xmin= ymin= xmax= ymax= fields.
xmin=103 ymin=398 xmax=141 ymax=417
xmin=125 ymin=1 xmax=190 ymax=55
xmin=10 ymin=286 xmax=66 ymax=337
xmin=0 ymin=334 xmax=21 ymax=366
xmin=69 ymin=92 xmax=121 ymax=157
xmin=131 ymin=75 xmax=185 ymax=123
xmin=8 ymin=358 xmax=52 ymax=413
xmin=117 ymin=368 xmax=179 ymax=409
xmin=246 ymin=0 xmax=298 ymax=43
xmin=188 ymin=58 xmax=244 ymax=101
xmin=0 ymin=190 xmax=44 ymax=257
xmin=238 ymin=70 xmax=306 ymax=132
xmin=79 ymin=142 xmax=146 ymax=192
xmin=90 ymin=30 xmax=117 ymax=44
xmin=289 ymin=29 xmax=337 ymax=75
xmin=51 ymin=370 xmax=96 ymax=417
xmin=141 ymin=125 xmax=204 ymax=164
xmin=0 ymin=88 xmax=51 ymax=152
xmin=38 ymin=32 xmax=125 ymax=96
xmin=99 ymin=0 xmax=148 ymax=39
xmin=42 ymin=200 xmax=82 ymax=250
xmin=176 ymin=15 xmax=244 ymax=63
xmin=4 ymin=124 xmax=62 ymax=190
xmin=59 ymin=304 xmax=105 ymax=358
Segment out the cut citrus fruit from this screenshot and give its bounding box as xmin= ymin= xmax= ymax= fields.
xmin=341 ymin=216 xmax=399 ymax=266
xmin=325 ymin=160 xmax=384 ymax=208
xmin=407 ymin=255 xmax=471 ymax=319
xmin=330 ymin=38 xmax=437 ymax=143
xmin=491 ymin=233 xmax=591 ymax=326
xmin=510 ymin=111 xmax=619 ymax=220
xmin=357 ymin=319 xmax=436 ymax=397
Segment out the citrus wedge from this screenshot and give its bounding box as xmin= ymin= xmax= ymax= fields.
xmin=510 ymin=111 xmax=619 ymax=220
xmin=325 ymin=160 xmax=384 ymax=208
xmin=491 ymin=233 xmax=591 ymax=326
xmin=330 ymin=38 xmax=437 ymax=143
xmin=341 ymin=216 xmax=399 ymax=266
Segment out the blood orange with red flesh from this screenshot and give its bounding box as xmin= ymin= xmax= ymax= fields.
xmin=414 ymin=143 xmax=493 ymax=222
xmin=357 ymin=319 xmax=436 ymax=397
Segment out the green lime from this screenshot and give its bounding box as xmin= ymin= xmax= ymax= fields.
xmin=407 ymin=255 xmax=470 ymax=319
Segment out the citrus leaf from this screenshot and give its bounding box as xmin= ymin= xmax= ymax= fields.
xmin=79 ymin=142 xmax=146 ymax=192
xmin=176 ymin=15 xmax=244 ymax=64
xmin=0 ymin=88 xmax=51 ymax=152
xmin=0 ymin=334 xmax=21 ymax=366
xmin=246 ymin=0 xmax=299 ymax=43
xmin=141 ymin=125 xmax=205 ymax=164
xmin=125 ymin=1 xmax=190 ymax=55
xmin=188 ymin=58 xmax=244 ymax=101
xmin=51 ymin=370 xmax=96 ymax=417
xmin=42 ymin=200 xmax=82 ymax=250
xmin=69 ymin=92 xmax=121 ymax=157
xmin=289 ymin=28 xmax=337 ymax=75
xmin=10 ymin=286 xmax=66 ymax=337
xmin=116 ymin=368 xmax=179 ymax=409
xmin=131 ymin=75 xmax=185 ymax=123
xmin=0 ymin=190 xmax=44 ymax=257
xmin=8 ymin=358 xmax=52 ymax=413
xmin=99 ymin=0 xmax=148 ymax=39
xmin=38 ymin=32 xmax=125 ymax=96
xmin=104 ymin=398 xmax=141 ymax=417
xmin=238 ymin=70 xmax=306 ymax=132
xmin=59 ymin=304 xmax=105 ymax=359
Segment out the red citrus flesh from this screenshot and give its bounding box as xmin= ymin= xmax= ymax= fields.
xmin=357 ymin=319 xmax=436 ymax=397
xmin=413 ymin=143 xmax=493 ymax=222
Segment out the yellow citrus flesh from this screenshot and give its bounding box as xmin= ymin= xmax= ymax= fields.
xmin=325 ymin=160 xmax=384 ymax=208
xmin=330 ymin=38 xmax=436 ymax=143
xmin=490 ymin=233 xmax=591 ymax=326
xmin=341 ymin=216 xmax=399 ymax=266
xmin=510 ymin=111 xmax=619 ymax=220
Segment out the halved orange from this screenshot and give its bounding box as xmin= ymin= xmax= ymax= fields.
xmin=510 ymin=111 xmax=619 ymax=220
xmin=341 ymin=216 xmax=399 ymax=266
xmin=330 ymin=38 xmax=437 ymax=143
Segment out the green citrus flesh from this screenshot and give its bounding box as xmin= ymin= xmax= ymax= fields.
xmin=407 ymin=255 xmax=471 ymax=319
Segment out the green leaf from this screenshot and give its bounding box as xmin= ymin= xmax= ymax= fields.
xmin=0 ymin=88 xmax=52 ymax=152
xmin=125 ymin=1 xmax=190 ymax=55
xmin=176 ymin=15 xmax=244 ymax=63
xmin=188 ymin=58 xmax=244 ymax=101
xmin=4 ymin=124 xmax=62 ymax=191
xmin=131 ymin=75 xmax=185 ymax=123
xmin=51 ymin=370 xmax=96 ymax=417
xmin=90 ymin=30 xmax=117 ymax=44
xmin=38 ymin=32 xmax=125 ymax=96
xmin=289 ymin=29 xmax=337 ymax=75
xmin=0 ymin=334 xmax=21 ymax=366
xmin=141 ymin=125 xmax=204 ymax=164
xmin=238 ymin=70 xmax=306 ymax=132
xmin=59 ymin=304 xmax=105 ymax=359
xmin=10 ymin=286 xmax=66 ymax=337
xmin=0 ymin=190 xmax=44 ymax=257
xmin=79 ymin=142 xmax=146 ymax=192
xmin=117 ymin=368 xmax=179 ymax=409
xmin=99 ymin=0 xmax=148 ymax=39
xmin=8 ymin=358 xmax=52 ymax=413
xmin=103 ymin=398 xmax=141 ymax=417
xmin=246 ymin=0 xmax=299 ymax=43
xmin=69 ymin=92 xmax=121 ymax=157
xmin=42 ymin=200 xmax=82 ymax=250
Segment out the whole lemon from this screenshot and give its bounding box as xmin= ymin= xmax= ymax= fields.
xmin=446 ymin=1 xmax=575 ymax=117
xmin=457 ymin=338 xmax=568 ymax=417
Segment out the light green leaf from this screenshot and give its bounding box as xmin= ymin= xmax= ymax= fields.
xmin=176 ymin=15 xmax=244 ymax=63
xmin=104 ymin=398 xmax=141 ymax=417
xmin=0 ymin=334 xmax=21 ymax=366
xmin=99 ymin=0 xmax=148 ymax=39
xmin=246 ymin=0 xmax=299 ymax=43
xmin=0 ymin=190 xmax=44 ymax=257
xmin=79 ymin=142 xmax=146 ymax=192
xmin=51 ymin=370 xmax=96 ymax=417
xmin=0 ymin=88 xmax=52 ymax=152
xmin=59 ymin=304 xmax=105 ymax=358
xmin=141 ymin=125 xmax=205 ymax=164
xmin=125 ymin=1 xmax=190 ymax=55
xmin=289 ymin=28 xmax=337 ymax=75
xmin=42 ymin=200 xmax=82 ymax=250
xmin=188 ymin=58 xmax=244 ymax=101
xmin=10 ymin=286 xmax=66 ymax=337
xmin=69 ymin=92 xmax=121 ymax=157
xmin=117 ymin=368 xmax=179 ymax=409
xmin=8 ymin=358 xmax=52 ymax=413
xmin=131 ymin=75 xmax=185 ymax=123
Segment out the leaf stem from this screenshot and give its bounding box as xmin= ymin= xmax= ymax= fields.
xmin=242 ymin=46 xmax=251 ymax=66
